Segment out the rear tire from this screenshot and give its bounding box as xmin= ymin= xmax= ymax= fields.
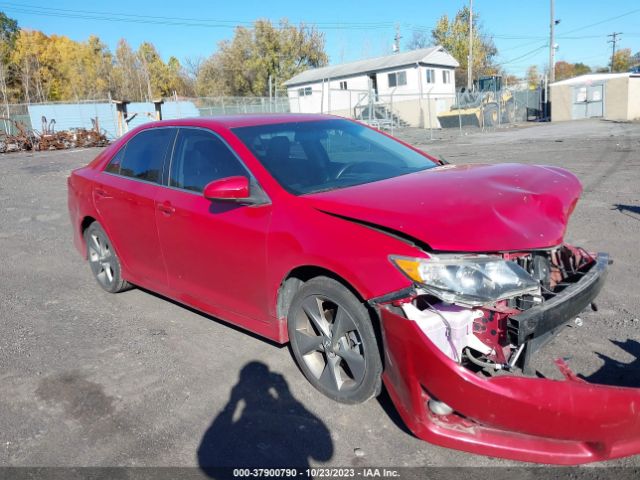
xmin=288 ymin=276 xmax=382 ymax=404
xmin=504 ymin=100 xmax=516 ymax=123
xmin=483 ymin=104 xmax=498 ymax=127
xmin=84 ymin=222 xmax=130 ymax=293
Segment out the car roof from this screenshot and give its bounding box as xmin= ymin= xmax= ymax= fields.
xmin=139 ymin=114 xmax=340 ymax=130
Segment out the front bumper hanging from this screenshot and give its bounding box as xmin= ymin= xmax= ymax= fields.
xmin=378 ymin=252 xmax=640 ymax=464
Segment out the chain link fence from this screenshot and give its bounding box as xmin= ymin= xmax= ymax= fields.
xmin=315 ymin=84 xmax=545 ymax=138
xmin=0 ymin=85 xmax=543 ymax=143
xmin=0 ymin=96 xmax=291 ymax=140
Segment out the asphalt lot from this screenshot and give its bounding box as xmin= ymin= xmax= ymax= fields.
xmin=1 ymin=119 xmax=639 ymax=470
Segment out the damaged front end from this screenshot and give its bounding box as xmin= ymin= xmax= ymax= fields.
xmin=374 ymin=246 xmax=640 ymax=464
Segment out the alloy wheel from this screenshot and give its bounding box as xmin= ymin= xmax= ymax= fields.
xmin=292 ymin=295 xmax=366 ymax=394
xmin=87 ymin=230 xmax=115 ymax=289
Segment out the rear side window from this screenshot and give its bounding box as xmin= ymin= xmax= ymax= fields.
xmin=170 ymin=128 xmax=246 ymax=193
xmin=115 ymin=128 xmax=176 ymax=183
xmin=104 ymin=146 xmax=125 ymax=174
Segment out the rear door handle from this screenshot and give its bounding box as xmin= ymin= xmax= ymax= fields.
xmin=157 ymin=202 xmax=175 ymax=215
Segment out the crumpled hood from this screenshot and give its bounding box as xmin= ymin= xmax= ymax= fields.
xmin=305 ymin=163 xmax=582 ymax=252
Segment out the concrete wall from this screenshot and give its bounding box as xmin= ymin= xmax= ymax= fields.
xmin=604 ymin=76 xmax=630 ymax=121
xmin=550 ymin=84 xmax=573 ymax=122
xmin=628 ymin=77 xmax=640 ymax=120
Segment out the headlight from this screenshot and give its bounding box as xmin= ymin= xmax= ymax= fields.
xmin=390 ymin=254 xmax=540 ymax=306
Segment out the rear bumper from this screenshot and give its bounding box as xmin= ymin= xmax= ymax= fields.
xmin=379 ymin=284 xmax=640 ymax=463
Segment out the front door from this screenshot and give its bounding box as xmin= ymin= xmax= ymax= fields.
xmin=94 ymin=127 xmax=176 ymax=289
xmin=155 ymin=127 xmax=272 ymax=324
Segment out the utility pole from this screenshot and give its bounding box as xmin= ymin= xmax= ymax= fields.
xmin=467 ymin=0 xmax=473 ymax=90
xmin=608 ymin=32 xmax=622 ymax=72
xmin=393 ymin=24 xmax=402 ymax=53
xmin=548 ymin=0 xmax=555 ymax=83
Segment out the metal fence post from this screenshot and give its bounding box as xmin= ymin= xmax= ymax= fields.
xmin=427 ymin=92 xmax=433 ymax=141
xmin=457 ymin=90 xmax=462 ymax=135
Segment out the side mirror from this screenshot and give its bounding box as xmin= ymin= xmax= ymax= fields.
xmin=203 ymin=176 xmax=250 ymax=201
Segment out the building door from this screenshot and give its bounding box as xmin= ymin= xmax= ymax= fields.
xmin=572 ymin=83 xmax=604 ymax=119
xmin=586 ymin=84 xmax=604 ymax=117
xmin=368 ymin=74 xmax=378 ymax=101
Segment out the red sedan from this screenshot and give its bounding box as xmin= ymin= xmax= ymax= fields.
xmin=67 ymin=114 xmax=640 ymax=464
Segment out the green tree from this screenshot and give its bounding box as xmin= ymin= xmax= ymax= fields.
xmin=0 ymin=11 xmax=18 ymax=55
xmin=0 ymin=11 xmax=19 ymax=108
xmin=612 ymin=48 xmax=632 ymax=72
xmin=196 ymin=19 xmax=328 ymax=96
xmin=430 ymin=6 xmax=498 ymax=86
xmin=406 ymin=31 xmax=430 ymax=50
xmin=573 ymin=62 xmax=591 ymax=76
xmin=525 ymin=65 xmax=539 ymax=89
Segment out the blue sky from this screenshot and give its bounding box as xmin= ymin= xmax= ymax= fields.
xmin=2 ymin=0 xmax=639 ymax=77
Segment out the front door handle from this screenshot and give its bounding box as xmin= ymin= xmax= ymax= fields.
xmin=157 ymin=202 xmax=175 ymax=215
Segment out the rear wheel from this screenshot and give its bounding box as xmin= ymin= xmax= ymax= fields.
xmin=288 ymin=276 xmax=382 ymax=404
xmin=483 ymin=104 xmax=499 ymax=127
xmin=84 ymin=222 xmax=130 ymax=293
xmin=504 ymin=100 xmax=516 ymax=123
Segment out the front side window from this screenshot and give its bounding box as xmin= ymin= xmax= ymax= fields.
xmin=426 ymin=69 xmax=435 ymax=84
xmin=442 ymin=70 xmax=451 ymax=84
xmin=233 ymin=119 xmax=436 ymax=195
xmin=169 ymin=128 xmax=247 ymax=193
xmin=388 ymin=71 xmax=407 ymax=87
xmin=115 ymin=128 xmax=175 ymax=183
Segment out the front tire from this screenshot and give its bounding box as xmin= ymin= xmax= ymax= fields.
xmin=288 ymin=276 xmax=382 ymax=404
xmin=84 ymin=222 xmax=130 ymax=293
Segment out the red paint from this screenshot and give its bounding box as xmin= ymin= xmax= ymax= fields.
xmin=307 ymin=163 xmax=582 ymax=252
xmin=203 ymin=176 xmax=250 ymax=200
xmin=380 ymin=307 xmax=640 ymax=464
xmin=67 ymin=115 xmax=638 ymax=464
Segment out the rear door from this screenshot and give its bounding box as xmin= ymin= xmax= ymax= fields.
xmin=94 ymin=127 xmax=177 ymax=289
xmin=155 ymin=127 xmax=272 ymax=323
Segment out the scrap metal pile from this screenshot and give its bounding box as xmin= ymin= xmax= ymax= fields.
xmin=0 ymin=116 xmax=109 ymax=153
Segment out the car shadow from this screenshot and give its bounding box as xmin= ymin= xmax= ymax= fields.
xmin=375 ymin=387 xmax=412 ymax=436
xmin=197 ymin=361 xmax=333 ymax=477
xmin=612 ymin=204 xmax=640 ymax=221
xmin=579 ymin=339 xmax=640 ymax=388
xmin=133 ymin=286 xmax=283 ymax=348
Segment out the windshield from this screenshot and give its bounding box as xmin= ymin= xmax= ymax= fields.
xmin=232 ymin=119 xmax=437 ymax=195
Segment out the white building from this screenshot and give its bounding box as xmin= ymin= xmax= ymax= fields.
xmin=283 ymin=46 xmax=459 ymax=128
xmin=550 ymin=72 xmax=640 ymax=122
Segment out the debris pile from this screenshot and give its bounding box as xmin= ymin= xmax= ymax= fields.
xmin=0 ymin=116 xmax=109 ymax=153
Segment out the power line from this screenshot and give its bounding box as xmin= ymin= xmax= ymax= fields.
xmin=561 ymin=8 xmax=639 ymax=35
xmin=0 ymin=2 xmax=398 ymax=30
xmin=500 ymin=44 xmax=548 ymax=65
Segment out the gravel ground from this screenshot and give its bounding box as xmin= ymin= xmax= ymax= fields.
xmin=0 ymin=119 xmax=639 ymax=470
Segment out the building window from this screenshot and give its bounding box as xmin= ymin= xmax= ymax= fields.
xmin=426 ymin=69 xmax=435 ymax=84
xmin=442 ymin=70 xmax=451 ymax=84
xmin=298 ymin=87 xmax=312 ymax=96
xmin=387 ymin=71 xmax=407 ymax=87
xmin=339 ymin=81 xmax=348 ymax=90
